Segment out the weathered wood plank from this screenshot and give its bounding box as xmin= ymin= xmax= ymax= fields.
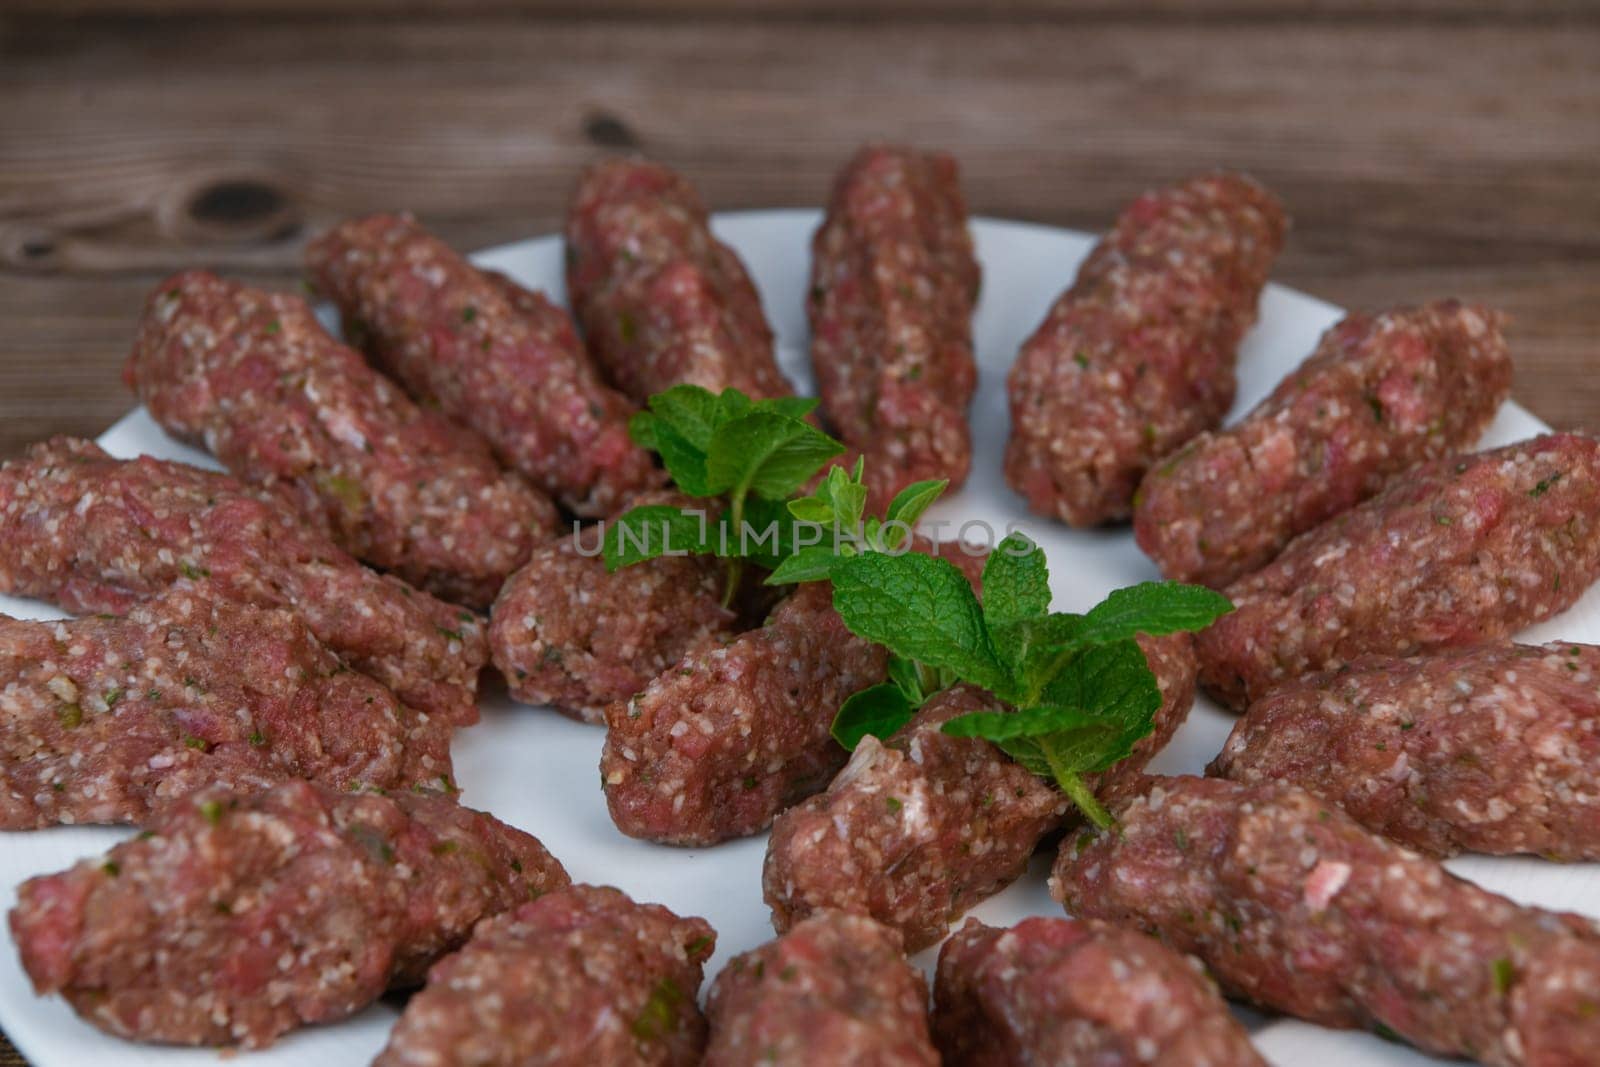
xmin=1 ymin=15 xmax=1594 ymax=461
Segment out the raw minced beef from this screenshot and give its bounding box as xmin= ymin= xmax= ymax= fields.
xmin=10 ymin=781 xmax=568 ymax=1048
xmin=1005 ymin=173 xmax=1286 ymax=527
xmin=1197 ymin=432 xmax=1600 ymax=710
xmin=1134 ymin=300 xmax=1511 ymax=588
xmin=127 ymin=269 xmax=556 ymax=607
xmin=307 ymin=213 xmax=661 ymax=517
xmin=1052 ymin=775 xmax=1600 ymax=1065
xmin=0 ymin=437 xmax=488 ymax=726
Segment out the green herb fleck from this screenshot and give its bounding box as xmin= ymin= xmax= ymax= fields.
xmin=100 ymin=860 xmax=119 ymax=878
xmin=631 ymin=977 xmax=684 ymax=1041
xmin=57 ymin=704 xmax=83 ymax=730
xmin=461 ymin=306 xmax=478 ymax=324
xmin=1531 ymin=472 xmax=1564 ymax=498
xmin=1492 ymin=956 xmax=1515 ymax=995
xmin=199 ymin=799 xmax=224 ymax=825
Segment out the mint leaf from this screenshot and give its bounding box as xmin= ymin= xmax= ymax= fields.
xmin=705 ymin=412 xmax=843 ymax=501
xmin=885 ymin=654 xmax=929 ymax=706
xmin=647 ymin=385 xmax=726 ymax=451
xmin=829 ymin=552 xmax=1006 ymax=692
xmin=755 ymin=395 xmax=819 ymax=422
xmin=602 ymin=505 xmax=714 ymax=571
xmin=883 ymin=479 xmax=948 ymax=542
xmin=942 ymin=703 xmax=1103 ymax=743
xmin=982 ymin=533 xmax=1050 ymax=630
xmin=825 ymin=462 xmax=869 ymax=536
xmin=1036 ymin=640 xmax=1160 ymax=770
xmin=1080 ymin=582 xmax=1233 ymax=644
xmin=650 ymin=420 xmax=715 ymax=496
xmin=787 ymin=497 xmax=835 ymax=524
xmin=765 ymin=544 xmax=844 ymax=585
xmin=831 ymin=683 xmax=914 ymax=750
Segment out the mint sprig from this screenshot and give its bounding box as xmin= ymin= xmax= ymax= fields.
xmin=828 ymin=532 xmax=1232 ymax=829
xmin=603 ymin=386 xmax=950 ymax=597
xmin=603 ymin=386 xmax=843 ymax=595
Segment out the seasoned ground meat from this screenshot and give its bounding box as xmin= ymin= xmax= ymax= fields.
xmin=1211 ymin=641 xmax=1600 ymax=860
xmin=490 ymin=494 xmax=739 ymax=723
xmin=763 ymin=634 xmax=1196 ymax=952
xmin=1051 ymin=775 xmax=1600 ymax=1065
xmin=1197 ymin=433 xmax=1600 ymax=710
xmin=0 ymin=588 xmax=452 ymax=829
xmin=565 ymin=158 xmax=793 ymax=402
xmin=306 ymin=214 xmax=660 ymax=517
xmin=933 ymin=916 xmax=1265 ymax=1067
xmin=10 ymin=781 xmax=568 ymax=1049
xmin=809 ymin=145 xmax=980 ymax=510
xmin=126 ymin=270 xmax=555 ymax=607
xmin=0 ymin=438 xmax=488 ymax=725
xmin=376 ymin=885 xmax=714 ymax=1067
xmin=1134 ymin=301 xmax=1512 ymax=587
xmin=1005 ymin=173 xmax=1286 ymax=527
xmin=601 ymin=581 xmax=886 ymax=845
xmin=704 ymin=911 xmax=937 ymax=1067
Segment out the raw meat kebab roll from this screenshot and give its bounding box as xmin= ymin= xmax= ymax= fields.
xmin=1005 ymin=173 xmax=1286 ymax=527
xmin=126 ymin=269 xmax=556 ymax=606
xmin=933 ymin=916 xmax=1266 ymax=1067
xmin=704 ymin=910 xmax=938 ymax=1067
xmin=1135 ymin=300 xmax=1512 ymax=587
xmin=565 ymin=157 xmax=793 ymax=402
xmin=1211 ymin=640 xmax=1600 ymax=860
xmin=809 ymin=144 xmax=980 ymax=509
xmin=763 ymin=634 xmax=1196 ymax=952
xmin=0 ymin=438 xmax=488 ymax=725
xmin=1197 ymin=432 xmax=1600 ymax=710
xmin=0 ymin=588 xmax=452 ymax=829
xmin=600 ymin=581 xmax=886 ymax=846
xmin=306 ymin=213 xmax=660 ymax=517
xmin=489 ymin=493 xmax=740 ymax=723
xmin=375 ymin=884 xmax=715 ymax=1067
xmin=1052 ymin=775 xmax=1600 ymax=1065
xmin=10 ymin=781 xmax=568 ymax=1049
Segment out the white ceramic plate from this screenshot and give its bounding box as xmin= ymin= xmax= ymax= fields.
xmin=0 ymin=211 xmax=1594 ymax=1066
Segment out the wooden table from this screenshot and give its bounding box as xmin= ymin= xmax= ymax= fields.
xmin=0 ymin=1 xmax=1596 ymax=1060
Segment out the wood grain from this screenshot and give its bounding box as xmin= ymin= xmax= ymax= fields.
xmin=0 ymin=4 xmax=1597 ymax=1061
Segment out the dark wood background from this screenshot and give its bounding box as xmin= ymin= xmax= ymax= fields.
xmin=0 ymin=1 xmax=1596 ymax=1060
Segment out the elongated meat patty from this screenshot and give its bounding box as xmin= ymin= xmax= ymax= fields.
xmin=763 ymin=634 xmax=1195 ymax=952
xmin=704 ymin=911 xmax=937 ymax=1067
xmin=0 ymin=588 xmax=452 ymax=828
xmin=1197 ymin=433 xmax=1600 ymax=710
xmin=1211 ymin=641 xmax=1600 ymax=859
xmin=0 ymin=438 xmax=487 ymax=725
xmin=306 ymin=213 xmax=660 ymax=517
xmin=809 ymin=145 xmax=980 ymax=509
xmin=376 ymin=884 xmax=714 ymax=1067
xmin=933 ymin=916 xmax=1266 ymax=1067
xmin=126 ymin=270 xmax=556 ymax=606
xmin=489 ymin=494 xmax=739 ymax=723
xmin=1005 ymin=172 xmax=1286 ymax=527
xmin=601 ymin=581 xmax=886 ymax=845
xmin=10 ymin=781 xmax=568 ymax=1048
xmin=1135 ymin=300 xmax=1512 ymax=587
xmin=1051 ymin=775 xmax=1600 ymax=1065
xmin=565 ymin=158 xmax=792 ymax=402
